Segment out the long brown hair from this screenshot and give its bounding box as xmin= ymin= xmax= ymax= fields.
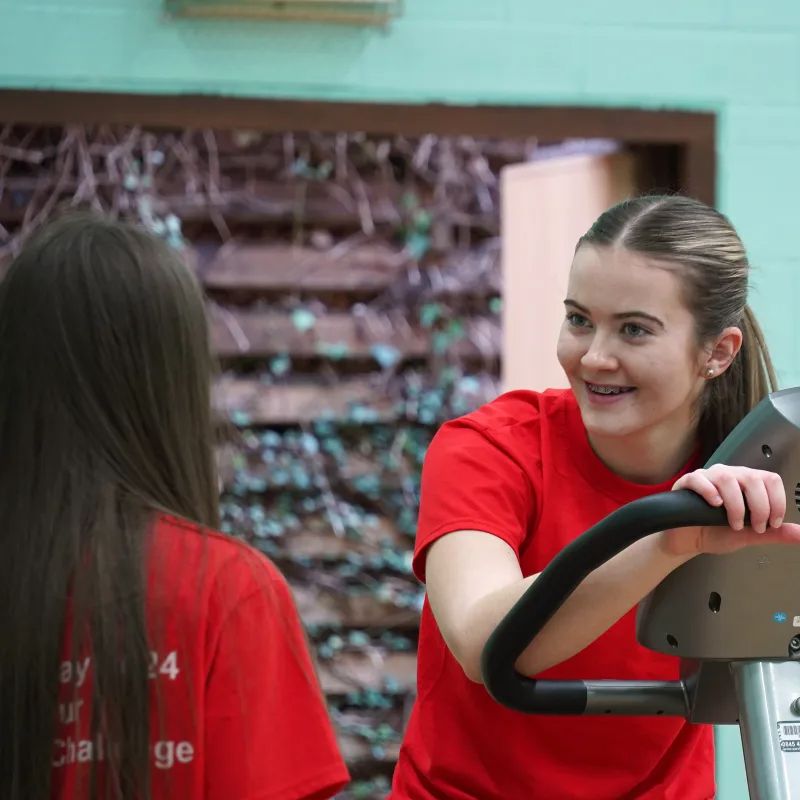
xmin=0 ymin=213 xmax=219 ymax=799
xmin=578 ymin=194 xmax=777 ymax=458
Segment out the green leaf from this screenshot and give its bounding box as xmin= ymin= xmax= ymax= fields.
xmin=316 ymin=341 xmax=350 ymax=360
xmin=291 ymin=308 xmax=316 ymax=333
xmin=401 ymin=191 xmax=418 ymax=211
xmin=447 ymin=318 xmax=465 ymax=339
xmin=290 ymin=157 xmax=310 ymax=178
xmin=348 ymin=403 xmax=381 ymax=424
xmin=348 ymin=630 xmax=370 ymax=647
xmin=457 ymin=375 xmax=481 ymax=395
xmin=406 ymin=230 xmax=430 ymax=260
xmin=269 ymin=354 xmax=291 ymax=376
xmin=230 ymin=410 xmax=251 ymax=426
xmin=432 ymin=331 xmax=450 ymax=355
xmin=419 ymin=302 xmax=443 ymax=328
xmin=413 ymin=208 xmax=432 ymax=232
xmin=371 ymin=343 xmax=401 ymax=369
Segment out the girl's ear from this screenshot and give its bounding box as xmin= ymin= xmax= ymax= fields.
xmin=702 ymin=326 xmax=743 ymax=377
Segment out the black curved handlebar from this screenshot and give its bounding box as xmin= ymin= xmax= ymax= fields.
xmin=480 ymin=489 xmax=732 ymax=714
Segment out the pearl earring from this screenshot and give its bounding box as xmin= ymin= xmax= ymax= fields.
xmin=706 ymin=367 xmax=715 ymax=378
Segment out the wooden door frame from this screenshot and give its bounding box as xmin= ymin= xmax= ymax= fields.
xmin=0 ymin=90 xmax=716 ymax=203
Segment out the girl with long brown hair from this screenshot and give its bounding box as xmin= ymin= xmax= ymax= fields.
xmin=0 ymin=213 xmax=349 ymax=800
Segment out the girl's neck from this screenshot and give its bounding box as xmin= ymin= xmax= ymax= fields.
xmin=587 ymin=424 xmax=698 ymax=485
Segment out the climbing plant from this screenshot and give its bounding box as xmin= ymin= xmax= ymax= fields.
xmin=0 ymin=123 xmax=538 ymax=796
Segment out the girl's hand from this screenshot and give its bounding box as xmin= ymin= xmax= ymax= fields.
xmin=660 ymin=465 xmax=800 ymax=557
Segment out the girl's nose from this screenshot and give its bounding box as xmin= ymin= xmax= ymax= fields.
xmin=580 ymin=336 xmax=618 ymax=371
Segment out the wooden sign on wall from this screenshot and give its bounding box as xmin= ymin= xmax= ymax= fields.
xmin=165 ymin=0 xmax=402 ymax=25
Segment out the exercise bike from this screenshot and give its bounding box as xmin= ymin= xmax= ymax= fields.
xmin=482 ymin=387 xmax=800 ymax=800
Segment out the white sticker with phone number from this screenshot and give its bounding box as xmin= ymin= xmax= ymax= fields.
xmin=778 ymin=721 xmax=800 ymax=752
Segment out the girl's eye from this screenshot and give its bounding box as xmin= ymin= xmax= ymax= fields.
xmin=566 ymin=312 xmax=590 ymax=328
xmin=622 ymin=322 xmax=651 ymax=338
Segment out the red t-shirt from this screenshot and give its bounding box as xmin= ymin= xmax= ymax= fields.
xmin=51 ymin=514 xmax=349 ymax=800
xmin=391 ymin=389 xmax=714 ymax=800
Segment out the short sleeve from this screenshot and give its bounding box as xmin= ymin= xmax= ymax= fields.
xmin=413 ymin=420 xmax=535 ymax=581
xmin=204 ymin=561 xmax=349 ymax=800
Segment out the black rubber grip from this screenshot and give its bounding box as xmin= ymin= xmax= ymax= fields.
xmin=480 ymin=489 xmax=731 ymax=713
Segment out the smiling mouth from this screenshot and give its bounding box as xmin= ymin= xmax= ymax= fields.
xmin=585 ymin=382 xmax=636 ymax=396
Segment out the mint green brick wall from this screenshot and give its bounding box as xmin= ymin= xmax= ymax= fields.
xmin=2 ymin=2 xmax=798 ymax=796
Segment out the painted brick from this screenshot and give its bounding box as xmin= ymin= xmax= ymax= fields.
xmin=749 ymin=260 xmax=800 ymax=386
xmin=357 ymin=22 xmax=586 ymax=100
xmin=583 ymin=29 xmax=799 ymax=104
xmin=0 ymin=0 xmax=134 ymax=9
xmin=726 ymin=0 xmax=800 ymax=28
xmin=408 ymin=0 xmax=509 ymax=23
xmin=715 ymin=729 xmax=750 ymax=800
xmin=508 ymin=0 xmax=727 ymax=27
xmin=0 ymin=5 xmax=368 ymax=91
xmin=0 ymin=7 xmax=134 ymax=84
xmin=721 ymin=145 xmax=800 ymax=262
xmin=725 ymin=106 xmax=800 ymax=145
xmin=132 ymin=19 xmax=369 ymax=89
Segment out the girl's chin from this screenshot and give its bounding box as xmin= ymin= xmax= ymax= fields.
xmin=579 ymin=402 xmax=644 ymax=439
xmin=582 ymin=415 xmax=638 ymax=436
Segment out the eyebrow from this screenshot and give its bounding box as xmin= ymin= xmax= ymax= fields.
xmin=564 ymin=299 xmax=665 ymax=330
